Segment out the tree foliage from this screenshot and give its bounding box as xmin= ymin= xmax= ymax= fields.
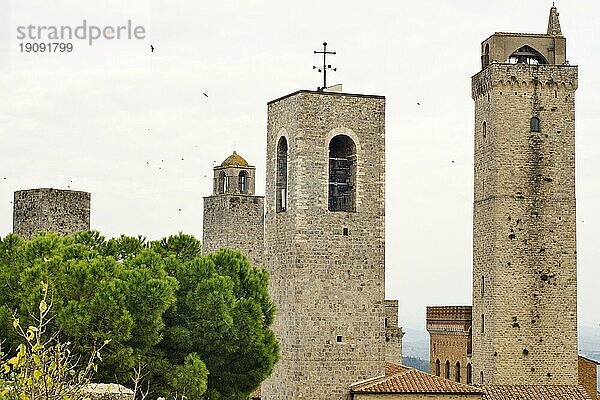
xmin=0 ymin=232 xmax=278 ymax=400
xmin=0 ymin=282 xmax=107 ymax=400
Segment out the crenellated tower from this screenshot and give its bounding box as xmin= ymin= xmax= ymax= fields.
xmin=471 ymin=6 xmax=578 ymax=385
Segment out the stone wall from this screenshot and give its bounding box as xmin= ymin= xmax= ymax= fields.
xmin=385 ymin=299 xmax=404 ymax=364
xmin=202 ymin=194 xmax=265 ymax=266
xmin=471 ymin=63 xmax=578 ymax=385
xmin=13 ymin=188 xmax=91 ymax=239
xmin=262 ymin=90 xmax=386 ymax=400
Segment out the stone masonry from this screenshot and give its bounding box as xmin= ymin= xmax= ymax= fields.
xmin=471 ymin=7 xmax=578 ymax=385
xmin=262 ymin=90 xmax=386 ymax=399
xmin=13 ymin=188 xmax=91 ymax=239
xmin=385 ymin=300 xmax=404 ymax=365
xmin=202 ymin=152 xmax=265 ymax=266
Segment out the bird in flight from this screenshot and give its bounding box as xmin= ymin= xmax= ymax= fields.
xmin=203 ymin=93 xmax=208 ymax=97
xmin=151 ymin=45 xmax=155 ymax=52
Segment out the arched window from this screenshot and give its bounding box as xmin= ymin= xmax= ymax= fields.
xmin=480 ymin=371 xmax=484 ymax=385
xmin=445 ymin=360 xmax=450 ymax=379
xmin=507 ymin=45 xmax=548 ymax=65
xmin=239 ymin=171 xmax=248 ymax=194
xmin=435 ymin=359 xmax=440 ymax=376
xmin=455 ymin=361 xmax=461 ymax=382
xmin=482 ymin=43 xmax=490 ymax=69
xmin=466 ymin=363 xmax=472 ymax=384
xmin=530 ymin=117 xmax=540 ymax=132
xmin=276 ymin=137 xmax=288 ymax=212
xmin=218 ymin=171 xmax=226 ymax=194
xmin=329 ymin=135 xmax=356 ymax=212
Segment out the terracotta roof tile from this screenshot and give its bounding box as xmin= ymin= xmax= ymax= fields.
xmin=481 ymin=385 xmax=592 ymax=400
xmin=351 ymin=366 xmax=483 ymax=395
xmin=385 ymin=361 xmax=409 ymax=376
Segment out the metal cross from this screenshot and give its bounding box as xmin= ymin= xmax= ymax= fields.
xmin=313 ymin=42 xmax=337 ymax=91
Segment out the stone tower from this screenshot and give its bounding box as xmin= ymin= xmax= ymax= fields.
xmin=471 ymin=6 xmax=578 ymax=385
xmin=202 ymin=152 xmax=265 ymax=266
xmin=13 ymin=188 xmax=91 ymax=239
xmin=262 ymin=90 xmax=386 ymax=399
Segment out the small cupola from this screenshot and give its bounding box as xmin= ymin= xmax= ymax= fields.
xmin=213 ymin=151 xmax=256 ymax=196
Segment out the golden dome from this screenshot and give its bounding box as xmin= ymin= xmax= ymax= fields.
xmin=220 ymin=151 xmax=249 ymax=167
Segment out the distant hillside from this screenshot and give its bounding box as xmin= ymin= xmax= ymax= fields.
xmin=403 ymin=356 xmax=429 ymax=372
xmin=402 ymin=327 xmax=429 ymax=360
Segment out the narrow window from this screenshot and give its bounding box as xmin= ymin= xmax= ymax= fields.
xmin=218 ymin=171 xmax=226 ymax=194
xmin=480 ymin=371 xmax=484 ymax=384
xmin=455 ymin=361 xmax=461 ymax=382
xmin=530 ymin=117 xmax=540 ymax=132
xmin=482 ymin=43 xmax=490 ymax=69
xmin=481 ymin=314 xmax=485 ymax=333
xmin=435 ymin=359 xmax=440 ymax=376
xmin=445 ymin=360 xmax=450 ymax=379
xmin=482 ymin=121 xmax=487 ymax=138
xmin=481 ymin=275 xmax=485 ymax=297
xmin=467 ymin=363 xmax=472 ymax=384
xmin=276 ymin=137 xmax=288 ymax=212
xmin=329 ymin=135 xmax=356 ymax=212
xmin=384 ymin=318 xmax=388 ymax=328
xmin=239 ymin=171 xmax=248 ymax=194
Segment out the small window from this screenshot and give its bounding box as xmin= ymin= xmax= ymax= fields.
xmin=455 ymin=361 xmax=461 ymax=382
xmin=343 ymin=227 xmax=349 ymax=236
xmin=276 ymin=137 xmax=288 ymax=212
xmin=336 ymin=335 xmax=343 ymax=343
xmin=435 ymin=359 xmax=441 ymax=376
xmin=481 ymin=275 xmax=485 ymax=297
xmin=481 ymin=314 xmax=485 ymax=333
xmin=239 ymin=171 xmax=248 ymax=194
xmin=384 ymin=318 xmax=388 ymax=328
xmin=467 ymin=363 xmax=472 ymax=384
xmin=445 ymin=360 xmax=450 ymax=379
xmin=480 ymin=371 xmax=484 ymax=385
xmin=483 ymin=121 xmax=487 ymax=138
xmin=218 ymin=171 xmax=226 ymax=194
xmin=530 ymin=117 xmax=540 ymax=132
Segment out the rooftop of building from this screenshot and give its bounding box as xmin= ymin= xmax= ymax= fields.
xmin=350 ymin=362 xmax=483 ymax=395
xmin=267 ymin=89 xmax=385 ymax=105
xmin=481 ymin=385 xmax=592 ymax=400
xmin=216 ymin=151 xmax=252 ymax=169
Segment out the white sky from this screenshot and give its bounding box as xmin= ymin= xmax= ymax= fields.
xmin=0 ymin=1 xmax=599 ymax=333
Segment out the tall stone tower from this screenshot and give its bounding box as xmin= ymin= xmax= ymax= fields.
xmin=262 ymin=90 xmax=386 ymax=399
xmin=13 ymin=188 xmax=91 ymax=239
xmin=471 ymin=7 xmax=578 ymax=385
xmin=202 ymin=152 xmax=265 ymax=266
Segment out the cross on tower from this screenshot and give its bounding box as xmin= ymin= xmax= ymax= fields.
xmin=313 ymin=42 xmax=337 ymax=91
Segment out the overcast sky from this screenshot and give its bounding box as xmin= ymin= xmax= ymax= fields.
xmin=0 ymin=1 xmax=598 ymax=333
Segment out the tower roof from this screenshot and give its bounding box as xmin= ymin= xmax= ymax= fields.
xmin=547 ymin=5 xmax=562 ymax=36
xmin=220 ymin=151 xmax=249 ymax=168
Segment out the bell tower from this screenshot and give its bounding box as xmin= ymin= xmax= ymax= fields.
xmin=202 ymin=152 xmax=264 ymax=266
xmin=262 ymin=90 xmax=386 ymax=399
xmin=471 ymin=6 xmax=578 ymax=385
